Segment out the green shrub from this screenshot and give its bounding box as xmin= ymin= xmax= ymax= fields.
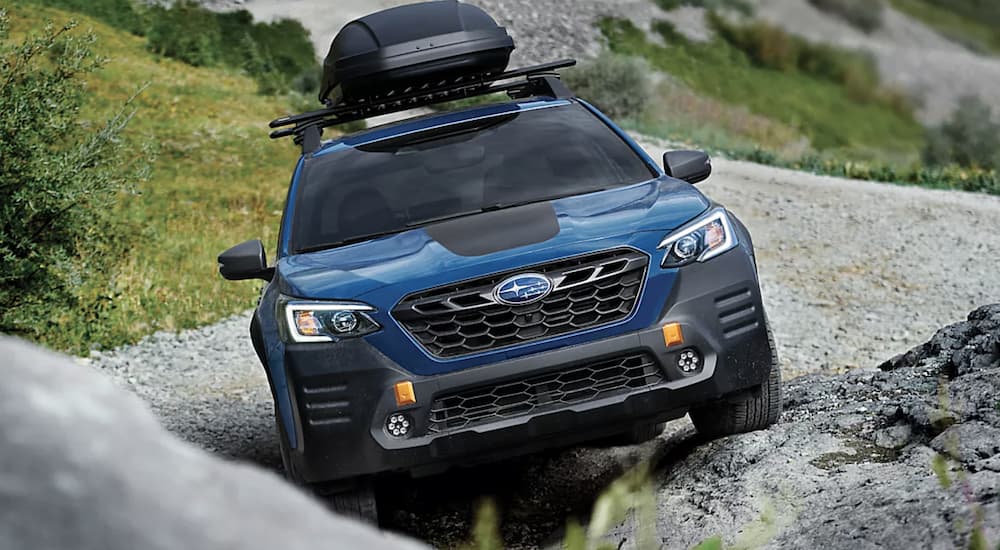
xmin=24 ymin=0 xmax=145 ymax=35
xmin=0 ymin=11 xmax=147 ymax=344
xmin=708 ymin=14 xmax=910 ymax=113
xmin=563 ymin=52 xmax=653 ymax=119
xmin=216 ymin=10 xmax=316 ymax=84
xmin=923 ymin=0 xmax=1000 ymax=27
xmin=807 ymin=0 xmax=884 ymax=33
xmin=711 ymin=14 xmax=879 ymax=89
xmin=146 ymin=1 xmax=222 ymax=67
xmin=923 ymin=96 xmax=1000 ymax=170
xmin=61 ymin=0 xmax=318 ymax=94
xmin=723 ymin=148 xmax=999 ymax=195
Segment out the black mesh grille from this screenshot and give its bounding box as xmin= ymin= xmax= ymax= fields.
xmin=392 ymin=249 xmax=649 ymax=358
xmin=427 ymin=353 xmax=663 ymax=434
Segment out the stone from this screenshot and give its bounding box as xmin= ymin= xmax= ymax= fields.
xmin=0 ymin=336 xmax=426 ymax=550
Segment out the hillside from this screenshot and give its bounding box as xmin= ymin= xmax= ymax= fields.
xmin=5 ymin=3 xmax=300 ymax=352
xmin=219 ymin=0 xmax=999 ymax=190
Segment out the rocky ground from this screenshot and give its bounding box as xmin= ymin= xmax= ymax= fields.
xmin=609 ymin=304 xmax=1000 ymax=548
xmin=87 ymin=151 xmax=1000 ymax=547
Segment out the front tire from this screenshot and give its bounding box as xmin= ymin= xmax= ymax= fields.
xmin=321 ymin=482 xmax=379 ymax=523
xmin=275 ymin=411 xmax=379 ymax=524
xmin=689 ymin=328 xmax=782 ymax=437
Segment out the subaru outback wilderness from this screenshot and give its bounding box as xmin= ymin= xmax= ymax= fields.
xmin=218 ymin=0 xmax=781 ymax=521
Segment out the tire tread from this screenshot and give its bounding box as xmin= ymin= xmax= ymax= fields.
xmin=690 ymin=325 xmax=782 ymax=437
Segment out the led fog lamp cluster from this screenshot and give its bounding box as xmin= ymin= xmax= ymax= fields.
xmin=678 ymin=348 xmax=703 ymax=374
xmin=386 ymin=413 xmax=413 ymax=438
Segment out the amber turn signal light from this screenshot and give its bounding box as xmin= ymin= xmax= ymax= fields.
xmin=394 ymin=381 xmax=416 ymax=406
xmin=662 ymin=323 xmax=684 ymax=347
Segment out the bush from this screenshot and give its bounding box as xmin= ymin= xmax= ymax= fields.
xmin=146 ymin=1 xmax=222 ymax=67
xmin=25 ymin=0 xmax=145 ymax=35
xmin=0 ymin=11 xmax=147 ymax=344
xmin=924 ymin=96 xmax=1000 ymax=170
xmin=216 ymin=10 xmax=316 ymax=84
xmin=145 ymin=2 xmax=315 ymax=93
xmin=723 ymin=148 xmax=1000 ymax=196
xmin=563 ymin=53 xmax=653 ymax=119
xmin=709 ymin=14 xmax=906 ymax=111
xmin=923 ymin=0 xmax=1000 ymax=28
xmin=807 ymin=0 xmax=884 ymax=33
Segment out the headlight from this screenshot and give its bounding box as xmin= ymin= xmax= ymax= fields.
xmin=657 ymin=209 xmax=738 ymax=268
xmin=281 ymin=300 xmax=381 ymax=343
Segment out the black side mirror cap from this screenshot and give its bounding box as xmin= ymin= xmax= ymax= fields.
xmin=663 ymin=150 xmax=712 ymax=184
xmin=218 ymin=239 xmax=274 ymax=282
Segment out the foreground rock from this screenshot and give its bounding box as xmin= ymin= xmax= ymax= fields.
xmin=608 ymin=305 xmax=1000 ymax=548
xmin=0 ymin=336 xmax=425 ymax=550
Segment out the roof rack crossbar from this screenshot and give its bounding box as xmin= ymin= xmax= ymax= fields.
xmin=269 ymin=59 xmax=577 ymax=153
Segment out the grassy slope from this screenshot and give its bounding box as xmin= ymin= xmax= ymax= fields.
xmin=9 ymin=3 xmax=301 ymax=352
xmin=601 ymin=19 xmax=925 ymax=162
xmin=888 ymin=0 xmax=1000 ymax=55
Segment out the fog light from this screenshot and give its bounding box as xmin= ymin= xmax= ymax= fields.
xmin=385 ymin=412 xmax=413 ymax=438
xmin=677 ymin=348 xmax=703 ymax=374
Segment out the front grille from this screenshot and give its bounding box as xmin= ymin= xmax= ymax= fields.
xmin=392 ymin=249 xmax=649 ymax=358
xmin=427 ymin=353 xmax=663 ymax=434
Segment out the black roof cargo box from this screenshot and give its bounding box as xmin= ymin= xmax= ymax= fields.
xmin=319 ymin=0 xmax=515 ymax=105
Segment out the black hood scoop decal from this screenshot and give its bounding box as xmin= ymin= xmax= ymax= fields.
xmin=425 ymin=202 xmax=560 ymax=257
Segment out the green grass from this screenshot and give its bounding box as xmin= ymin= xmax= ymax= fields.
xmin=8 ymin=3 xmax=304 ymax=352
xmin=601 ymin=18 xmax=925 ymax=159
xmin=888 ymin=0 xmax=1000 ymax=55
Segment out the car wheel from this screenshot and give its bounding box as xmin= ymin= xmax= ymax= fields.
xmin=323 ymin=482 xmax=379 ymax=524
xmin=689 ymin=326 xmax=782 ymax=437
xmin=275 ymin=412 xmax=303 ymax=485
xmin=625 ymin=421 xmax=667 ymax=444
xmin=275 ymin=410 xmax=380 ymax=524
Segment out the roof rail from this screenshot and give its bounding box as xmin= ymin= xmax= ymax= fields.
xmin=268 ymin=59 xmax=577 ymax=154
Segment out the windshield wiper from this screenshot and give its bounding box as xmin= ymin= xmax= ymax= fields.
xmin=405 ymin=209 xmax=485 ymax=227
xmin=296 ymin=228 xmax=408 ymax=254
xmin=483 ymin=189 xmax=608 ymax=212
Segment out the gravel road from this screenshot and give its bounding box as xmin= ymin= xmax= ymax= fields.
xmin=89 ymin=149 xmax=1000 ymax=546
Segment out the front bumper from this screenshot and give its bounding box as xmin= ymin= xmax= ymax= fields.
xmin=280 ymin=248 xmax=773 ymax=483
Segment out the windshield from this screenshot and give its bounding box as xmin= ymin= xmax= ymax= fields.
xmin=290 ymin=103 xmax=656 ymax=253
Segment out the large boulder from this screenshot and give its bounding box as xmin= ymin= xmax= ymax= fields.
xmin=608 ymin=305 xmax=1000 ymax=548
xmin=0 ymin=335 xmax=426 ymax=550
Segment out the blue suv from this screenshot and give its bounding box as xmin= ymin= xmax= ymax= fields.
xmin=218 ymin=1 xmax=780 ymax=521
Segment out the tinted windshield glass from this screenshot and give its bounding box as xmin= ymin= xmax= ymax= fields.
xmin=290 ymin=103 xmax=656 ymax=253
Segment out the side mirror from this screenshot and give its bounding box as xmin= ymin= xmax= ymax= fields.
xmin=218 ymin=239 xmax=274 ymax=281
xmin=663 ymin=150 xmax=712 ymax=184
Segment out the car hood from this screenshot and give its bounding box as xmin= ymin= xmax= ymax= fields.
xmin=277 ymin=177 xmax=708 ymax=301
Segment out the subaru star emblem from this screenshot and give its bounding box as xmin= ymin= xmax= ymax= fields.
xmin=493 ymin=274 xmax=553 ymax=306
